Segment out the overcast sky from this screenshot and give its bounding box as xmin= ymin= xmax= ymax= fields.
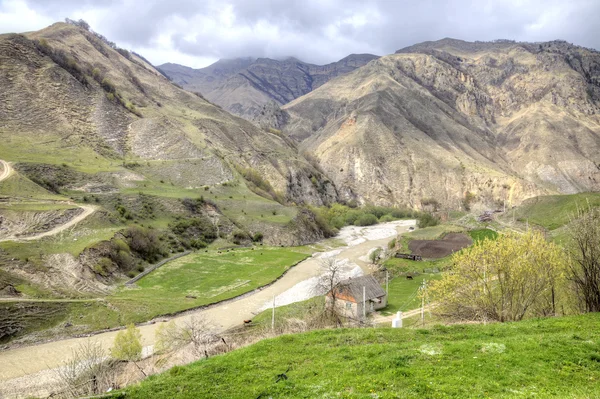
xmin=1 ymin=0 xmax=599 ymax=68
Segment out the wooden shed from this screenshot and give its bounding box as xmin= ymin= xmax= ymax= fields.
xmin=327 ymin=275 xmax=387 ymax=319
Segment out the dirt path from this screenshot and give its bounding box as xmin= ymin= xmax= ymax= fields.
xmin=0 ymin=204 xmax=96 ymax=243
xmin=0 ymin=159 xmax=12 ymax=182
xmin=0 ymin=298 xmax=98 ymax=303
xmin=371 ymin=304 xmax=436 ymax=324
xmin=0 ymin=220 xmax=415 ymax=386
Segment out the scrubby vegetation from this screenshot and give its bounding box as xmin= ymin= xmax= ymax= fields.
xmin=311 ymin=204 xmax=418 ymax=230
xmin=234 ymin=164 xmax=285 ymax=204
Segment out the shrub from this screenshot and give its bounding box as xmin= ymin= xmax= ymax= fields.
xmin=417 ymin=213 xmax=440 ymax=228
xmin=123 ymin=226 xmax=164 ymax=262
xmin=93 ymin=257 xmax=113 ymax=277
xmin=379 ymin=214 xmax=396 ymax=223
xmin=252 ymin=232 xmax=264 ymax=242
xmin=355 ymin=213 xmax=378 ymax=226
xmin=111 ymin=324 xmax=142 ymax=361
xmin=33 ymin=39 xmax=89 ymax=86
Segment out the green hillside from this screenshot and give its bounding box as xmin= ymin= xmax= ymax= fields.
xmin=123 ymin=314 xmax=600 ymax=398
xmin=505 ymin=192 xmax=600 ymax=230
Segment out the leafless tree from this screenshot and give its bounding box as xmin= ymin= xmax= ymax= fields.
xmin=313 ymin=256 xmax=344 ymax=323
xmin=155 ymin=317 xmax=219 ymax=359
xmin=54 ymin=340 xmax=118 ymax=398
xmin=568 ymin=206 xmax=600 ymax=312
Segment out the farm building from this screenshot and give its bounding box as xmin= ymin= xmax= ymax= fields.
xmin=327 ymin=275 xmax=387 ymax=319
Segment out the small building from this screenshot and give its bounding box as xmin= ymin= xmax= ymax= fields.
xmin=326 ymin=275 xmax=387 ymax=319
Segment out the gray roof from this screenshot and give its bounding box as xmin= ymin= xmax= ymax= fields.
xmin=333 ymin=275 xmax=386 ymax=303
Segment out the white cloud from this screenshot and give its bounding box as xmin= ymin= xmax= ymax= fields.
xmin=1 ymin=0 xmax=598 ymax=68
xmin=0 ymin=0 xmax=53 ymax=33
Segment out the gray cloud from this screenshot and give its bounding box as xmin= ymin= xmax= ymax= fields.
xmin=2 ymin=0 xmax=599 ymax=67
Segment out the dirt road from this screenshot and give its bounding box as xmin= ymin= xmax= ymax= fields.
xmin=0 ymin=220 xmax=415 ymax=388
xmin=15 ymin=204 xmax=96 ymax=241
xmin=0 ymin=204 xmax=96 ymax=243
xmin=0 ymin=159 xmax=12 ymax=182
xmin=0 ymin=159 xmax=96 ymax=242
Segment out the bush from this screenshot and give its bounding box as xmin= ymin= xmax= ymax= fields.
xmin=252 ymin=232 xmax=264 ymax=242
xmin=355 ymin=213 xmax=378 ymax=226
xmin=170 ymin=217 xmax=217 ymax=243
xmin=379 ymin=214 xmax=396 ymax=223
xmin=93 ymin=257 xmax=113 ymax=277
xmin=417 ymin=213 xmax=440 ymax=228
xmin=123 ymin=226 xmax=164 ymax=262
xmin=33 ymin=39 xmax=89 ymax=86
xmin=111 ymin=324 xmax=142 ymax=361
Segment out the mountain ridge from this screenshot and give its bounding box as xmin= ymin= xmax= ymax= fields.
xmin=158 ymin=53 xmax=379 ymax=118
xmin=279 ymin=38 xmax=600 ymax=207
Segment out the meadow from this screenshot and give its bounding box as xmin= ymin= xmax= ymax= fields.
xmin=123 ymin=313 xmax=600 ymax=398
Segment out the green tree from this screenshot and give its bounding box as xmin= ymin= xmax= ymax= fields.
xmin=111 ymin=324 xmax=142 ymax=361
xmin=430 ymin=231 xmax=567 ymax=322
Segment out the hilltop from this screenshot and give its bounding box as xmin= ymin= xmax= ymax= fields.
xmin=158 ymin=54 xmax=379 ymax=119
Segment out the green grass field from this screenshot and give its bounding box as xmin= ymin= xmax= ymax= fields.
xmin=382 ymin=273 xmax=443 ymax=315
xmin=468 ymin=228 xmax=498 ymax=242
xmin=382 ymin=256 xmax=449 ymax=316
xmin=506 ymin=192 xmax=600 ymax=230
xmin=122 ymin=313 xmax=600 ymax=399
xmin=65 ymin=247 xmax=312 ymax=330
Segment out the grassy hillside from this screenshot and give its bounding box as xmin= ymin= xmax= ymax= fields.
xmin=0 ymin=20 xmax=336 ymax=341
xmin=123 ymin=314 xmax=600 ymax=398
xmin=504 ymin=192 xmax=600 ymax=230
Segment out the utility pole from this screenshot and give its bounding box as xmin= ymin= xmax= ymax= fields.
xmin=385 ymin=270 xmax=389 ymax=295
xmin=363 ymin=286 xmax=366 ymax=320
xmin=483 ymin=269 xmax=487 ymax=326
xmin=421 ymin=279 xmax=426 ymax=326
xmin=271 ymin=295 xmax=275 ymax=330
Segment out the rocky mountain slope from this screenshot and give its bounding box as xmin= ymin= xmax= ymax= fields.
xmin=0 ymin=22 xmax=342 ymax=207
xmin=159 ymin=54 xmax=379 ymax=119
xmin=281 ymin=39 xmax=600 ymax=208
xmin=0 ymin=22 xmax=338 ymax=297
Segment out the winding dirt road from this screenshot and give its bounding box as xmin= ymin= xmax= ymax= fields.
xmin=0 ymin=159 xmax=12 ymax=182
xmin=0 ymin=159 xmax=97 ymax=242
xmin=0 ymin=220 xmax=415 ymax=393
xmin=15 ymin=204 xmax=96 ymax=242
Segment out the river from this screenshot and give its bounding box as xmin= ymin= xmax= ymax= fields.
xmin=0 ymin=219 xmax=415 ymax=397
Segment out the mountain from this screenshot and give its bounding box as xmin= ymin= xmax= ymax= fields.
xmin=0 ymin=22 xmax=340 ymax=298
xmin=280 ymin=38 xmax=600 ymax=208
xmin=158 ymin=54 xmax=379 ymax=119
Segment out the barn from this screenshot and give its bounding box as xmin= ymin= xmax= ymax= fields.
xmin=327 ymin=275 xmax=387 ymax=319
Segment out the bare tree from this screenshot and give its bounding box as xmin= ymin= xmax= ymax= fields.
xmin=568 ymin=206 xmax=600 ymax=312
xmin=155 ymin=317 xmax=219 ymax=359
xmin=313 ymin=256 xmax=344 ymax=322
xmin=55 ymin=340 xmax=118 ymax=398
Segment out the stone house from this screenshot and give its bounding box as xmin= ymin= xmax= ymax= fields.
xmin=326 ymin=275 xmax=387 ymax=319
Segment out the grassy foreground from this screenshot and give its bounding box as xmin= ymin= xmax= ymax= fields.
xmin=122 ymin=313 xmax=600 ymax=398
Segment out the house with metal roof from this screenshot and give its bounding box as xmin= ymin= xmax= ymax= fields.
xmin=326 ymin=274 xmax=387 ymax=319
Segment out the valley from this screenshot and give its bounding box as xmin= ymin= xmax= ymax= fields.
xmin=0 ymin=13 xmax=599 ymax=399
xmin=0 ymin=220 xmax=414 ymax=396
